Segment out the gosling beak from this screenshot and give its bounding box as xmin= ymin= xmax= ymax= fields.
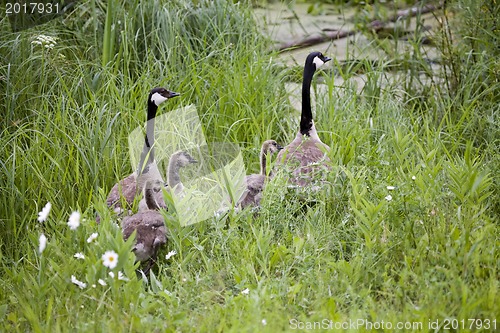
xmin=277 ymin=144 xmax=284 ymax=151
xmin=189 ymin=157 xmax=198 ymax=164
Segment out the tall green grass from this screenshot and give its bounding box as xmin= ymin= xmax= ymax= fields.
xmin=0 ymin=0 xmax=498 ymax=331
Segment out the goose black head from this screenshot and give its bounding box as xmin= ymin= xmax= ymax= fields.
xmin=306 ymin=51 xmax=332 ymax=70
xmin=149 ymin=87 xmax=180 ymax=106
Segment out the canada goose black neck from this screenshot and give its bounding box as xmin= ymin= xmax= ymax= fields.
xmin=299 ymin=52 xmax=331 ymax=137
xmin=143 ymin=97 xmax=159 ymax=162
xmin=137 ymin=87 xmax=179 ymax=175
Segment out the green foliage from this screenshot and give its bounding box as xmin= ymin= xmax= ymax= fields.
xmin=0 ymin=0 xmax=498 ymax=331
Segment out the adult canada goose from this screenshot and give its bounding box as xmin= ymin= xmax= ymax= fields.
xmin=138 ymin=150 xmax=197 ymax=211
xmin=275 ymin=51 xmax=332 ymax=186
xmin=106 ymin=87 xmax=180 ymax=214
xmin=122 ymin=179 xmax=167 ymax=274
xmin=237 ymin=140 xmax=283 ymax=208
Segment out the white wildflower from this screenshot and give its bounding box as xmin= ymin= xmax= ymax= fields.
xmin=37 ymin=202 xmax=52 ymax=222
xmin=87 ymin=232 xmax=98 ymax=243
xmin=385 ymin=195 xmax=393 ymax=201
xmin=71 ymin=275 xmax=87 ymax=289
xmin=32 ymin=34 xmax=58 ymax=49
xmin=386 ymin=186 xmax=396 ymax=191
xmin=117 ymin=271 xmax=129 ymax=281
xmin=67 ymin=211 xmax=81 ymax=230
xmin=412 ymin=175 xmax=416 ymax=180
xmin=102 ymin=250 xmax=118 ymax=269
xmin=165 ymin=250 xmax=177 ymax=260
xmin=262 ymin=319 xmax=267 ymax=326
xmin=108 ymin=271 xmax=115 ymax=278
xmin=38 ymin=234 xmax=47 ymax=254
xmin=73 ymin=252 xmax=85 ymax=260
xmin=241 ymin=288 xmax=250 ymax=295
xmin=98 ymin=279 xmax=107 ymax=286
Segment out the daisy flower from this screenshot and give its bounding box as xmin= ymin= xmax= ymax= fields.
xmin=73 ymin=253 xmax=85 ymax=260
xmin=165 ymin=250 xmax=177 ymax=260
xmin=87 ymin=232 xmax=98 ymax=243
xmin=102 ymin=250 xmax=118 ymax=269
xmin=37 ymin=202 xmax=52 ymax=222
xmin=71 ymin=275 xmax=87 ymax=289
xmin=38 ymin=234 xmax=47 ymax=254
xmin=67 ymin=211 xmax=81 ymax=230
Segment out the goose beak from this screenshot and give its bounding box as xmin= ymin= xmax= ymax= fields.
xmin=324 ymin=56 xmax=332 ymax=63
xmin=277 ymin=144 xmax=284 ymax=151
xmin=167 ymin=90 xmax=180 ymax=98
xmin=189 ymin=157 xmax=198 ymax=164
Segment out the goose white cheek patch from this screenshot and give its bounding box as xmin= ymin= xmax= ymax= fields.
xmin=151 ymin=92 xmax=168 ymax=106
xmin=313 ymin=56 xmax=326 ymax=68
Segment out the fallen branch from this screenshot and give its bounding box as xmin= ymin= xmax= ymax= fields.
xmin=276 ymin=29 xmax=356 ymax=52
xmin=276 ymin=2 xmax=443 ymax=52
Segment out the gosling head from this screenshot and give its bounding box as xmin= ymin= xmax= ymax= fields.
xmin=145 ymin=179 xmax=164 ymax=193
xmin=306 ymin=51 xmax=332 ymax=69
xmin=149 ymin=87 xmax=180 ymax=106
xmin=262 ymin=140 xmax=283 ymax=155
xmin=171 ymin=151 xmax=198 ymax=168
